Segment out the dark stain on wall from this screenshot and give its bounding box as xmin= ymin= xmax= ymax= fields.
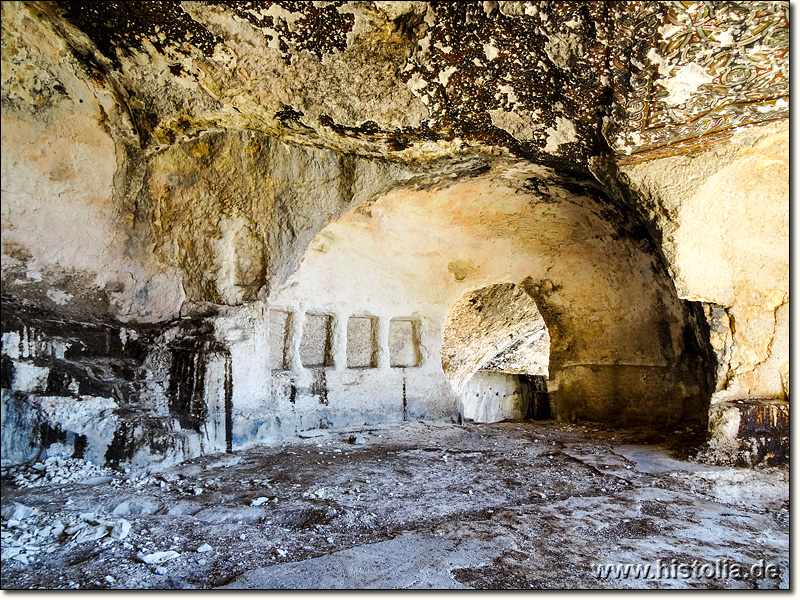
xmin=310 ymin=369 xmax=328 ymax=406
xmin=215 ymin=1 xmax=355 ymax=63
xmin=402 ymin=372 xmax=408 ymax=421
xmin=169 ymin=346 xmax=209 ymax=432
xmin=522 ymin=375 xmax=550 ymax=420
xmin=224 ymin=353 xmax=233 ymax=453
xmin=38 ymin=420 xmax=67 ymax=452
xmin=0 ymin=355 xmax=14 ymax=389
xmin=53 ymin=1 xmax=222 ymax=68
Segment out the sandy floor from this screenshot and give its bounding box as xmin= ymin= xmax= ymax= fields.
xmin=0 ymin=420 xmax=789 ymax=589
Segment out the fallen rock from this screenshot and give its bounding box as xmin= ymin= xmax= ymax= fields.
xmin=1 ymin=502 xmax=40 ymax=521
xmin=12 ymin=457 xmax=115 ymax=488
xmin=77 ymin=476 xmax=114 ymax=486
xmin=139 ymin=550 xmax=181 ymax=564
xmin=72 ymin=525 xmax=110 ymax=544
xmin=112 ymin=498 xmax=163 ymax=516
xmin=51 ymin=521 xmax=65 ymax=538
xmin=197 ymin=543 xmax=213 ymax=553
xmin=110 ymin=520 xmax=131 ymax=540
xmin=1 ymin=547 xmax=22 ymax=560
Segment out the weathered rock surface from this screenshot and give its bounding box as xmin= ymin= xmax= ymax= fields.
xmin=442 ymin=283 xmax=549 ymax=393
xmin=621 ymin=123 xmax=789 ymax=404
xmin=699 ymin=399 xmax=789 ymax=467
xmin=0 ymin=1 xmax=789 ymax=471
xmin=0 ymin=421 xmax=790 ymax=589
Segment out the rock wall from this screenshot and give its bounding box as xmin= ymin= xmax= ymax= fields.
xmin=0 ymin=312 xmax=200 ymax=470
xmin=461 ymin=371 xmax=528 ymax=424
xmin=620 ymin=123 xmax=789 ymax=405
xmin=442 ymin=283 xmax=550 ymax=394
xmin=1 ymin=2 xmax=184 ymax=325
xmin=1 ymin=1 xmax=787 ymax=469
xmin=265 ymin=169 xmax=712 ymax=429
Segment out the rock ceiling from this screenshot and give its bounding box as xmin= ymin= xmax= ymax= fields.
xmin=20 ymin=0 xmax=787 ymax=167
xmin=615 ymin=1 xmax=789 ymax=161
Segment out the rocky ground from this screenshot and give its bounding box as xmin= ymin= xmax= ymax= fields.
xmin=0 ymin=420 xmax=789 ymax=590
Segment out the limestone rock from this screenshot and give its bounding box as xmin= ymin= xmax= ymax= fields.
xmin=0 ymin=1 xmax=788 ymax=474
xmin=110 ymin=520 xmax=131 ymax=540
xmin=139 ymin=550 xmax=181 ymax=565
xmin=621 ymin=123 xmax=789 ymax=403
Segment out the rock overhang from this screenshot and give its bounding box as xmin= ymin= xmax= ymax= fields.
xmin=24 ymin=1 xmax=787 ymax=167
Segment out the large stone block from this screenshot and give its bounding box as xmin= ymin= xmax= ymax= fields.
xmin=701 ymin=400 xmax=789 ymax=466
xmin=300 ymin=314 xmax=333 ymax=368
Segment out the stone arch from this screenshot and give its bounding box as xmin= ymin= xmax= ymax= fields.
xmin=263 ymin=169 xmax=713 ymax=431
xmin=441 ymin=283 xmax=551 ymax=423
xmin=441 ymin=283 xmax=549 ymax=394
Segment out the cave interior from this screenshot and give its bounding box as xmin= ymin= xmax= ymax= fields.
xmin=0 ymin=0 xmax=789 ymax=590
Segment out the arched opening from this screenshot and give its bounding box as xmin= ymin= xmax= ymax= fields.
xmin=260 ymin=170 xmax=712 ymax=432
xmin=442 ymin=283 xmax=550 ymax=423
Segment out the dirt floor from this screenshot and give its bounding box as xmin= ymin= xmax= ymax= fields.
xmin=0 ymin=420 xmax=789 ymax=589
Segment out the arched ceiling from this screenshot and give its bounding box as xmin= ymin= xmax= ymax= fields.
xmin=23 ymin=0 xmax=788 ymax=166
xmin=442 ymin=283 xmax=550 ymax=393
xmin=0 ymin=1 xmax=786 ymax=412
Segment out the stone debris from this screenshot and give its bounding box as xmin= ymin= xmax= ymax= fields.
xmin=302 ymin=488 xmax=327 ymax=500
xmin=110 ymin=520 xmax=131 ymax=540
xmin=1 ymin=506 xmax=132 ymax=567
xmin=348 ymin=435 xmax=366 ymax=445
xmin=197 ymin=543 xmax=213 ymax=553
xmin=251 ymin=497 xmax=270 ymax=507
xmin=10 ymin=457 xmax=116 ymax=488
xmin=1 ymin=502 xmax=40 ymax=521
xmin=71 ymin=523 xmax=111 ymax=544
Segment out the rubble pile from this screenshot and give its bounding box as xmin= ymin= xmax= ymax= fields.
xmin=1 ymin=502 xmax=131 ymax=566
xmin=8 ymin=457 xmax=117 ymax=488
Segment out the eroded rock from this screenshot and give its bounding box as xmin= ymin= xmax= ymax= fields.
xmin=0 ymin=0 xmax=789 ymax=480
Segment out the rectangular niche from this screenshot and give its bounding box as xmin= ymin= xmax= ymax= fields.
xmin=347 ymin=316 xmax=378 ymax=368
xmin=268 ymin=309 xmax=292 ymax=371
xmin=300 ymin=313 xmax=333 ymax=368
xmin=389 ymin=318 xmax=421 ymax=367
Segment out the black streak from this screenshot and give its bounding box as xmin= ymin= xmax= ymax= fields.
xmin=224 ymin=353 xmax=233 ymax=453
xmin=402 ymin=371 xmax=408 ymax=421
xmin=310 ymin=370 xmax=328 ymax=405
